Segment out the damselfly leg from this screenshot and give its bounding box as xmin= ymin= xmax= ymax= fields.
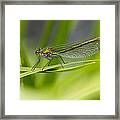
xmin=42 ymin=58 xmax=53 ymax=70
xmin=31 ymin=57 xmax=41 ymax=71
xmin=55 ymin=55 xmax=66 ymax=68
xmin=42 ymin=55 xmax=66 ymax=70
xmin=58 ymin=55 xmax=66 ymax=64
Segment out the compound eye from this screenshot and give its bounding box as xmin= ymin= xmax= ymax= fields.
xmin=35 ymin=50 xmax=39 ymax=55
xmin=35 ymin=48 xmax=43 ymax=55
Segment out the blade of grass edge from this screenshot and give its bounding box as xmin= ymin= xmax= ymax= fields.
xmin=20 ymin=59 xmax=99 ymax=78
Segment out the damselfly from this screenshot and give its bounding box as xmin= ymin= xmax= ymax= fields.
xmin=32 ymin=37 xmax=100 ymax=70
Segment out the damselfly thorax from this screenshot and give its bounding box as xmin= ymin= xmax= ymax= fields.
xmin=35 ymin=48 xmax=59 ymax=60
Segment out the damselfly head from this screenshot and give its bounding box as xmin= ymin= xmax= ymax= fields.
xmin=35 ymin=48 xmax=43 ymax=55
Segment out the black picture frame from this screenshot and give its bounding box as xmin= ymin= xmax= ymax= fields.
xmin=0 ymin=0 xmax=119 ymax=119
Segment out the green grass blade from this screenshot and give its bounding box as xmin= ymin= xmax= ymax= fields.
xmin=20 ymin=59 xmax=99 ymax=78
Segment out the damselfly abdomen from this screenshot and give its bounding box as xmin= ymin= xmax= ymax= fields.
xmin=32 ymin=37 xmax=100 ymax=70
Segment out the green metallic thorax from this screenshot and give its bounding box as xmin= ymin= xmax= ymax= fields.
xmin=41 ymin=48 xmax=58 ymax=60
xmin=43 ymin=48 xmax=57 ymax=55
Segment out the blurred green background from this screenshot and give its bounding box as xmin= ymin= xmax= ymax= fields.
xmin=20 ymin=20 xmax=100 ymax=100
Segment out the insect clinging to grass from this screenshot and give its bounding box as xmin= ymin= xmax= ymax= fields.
xmin=31 ymin=37 xmax=100 ymax=71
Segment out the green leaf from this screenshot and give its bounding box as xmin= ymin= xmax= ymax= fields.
xmin=20 ymin=59 xmax=99 ymax=78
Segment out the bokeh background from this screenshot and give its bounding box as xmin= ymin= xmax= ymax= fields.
xmin=20 ymin=20 xmax=100 ymax=100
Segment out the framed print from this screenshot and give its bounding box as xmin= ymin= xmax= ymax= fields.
xmin=0 ymin=0 xmax=119 ymax=119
